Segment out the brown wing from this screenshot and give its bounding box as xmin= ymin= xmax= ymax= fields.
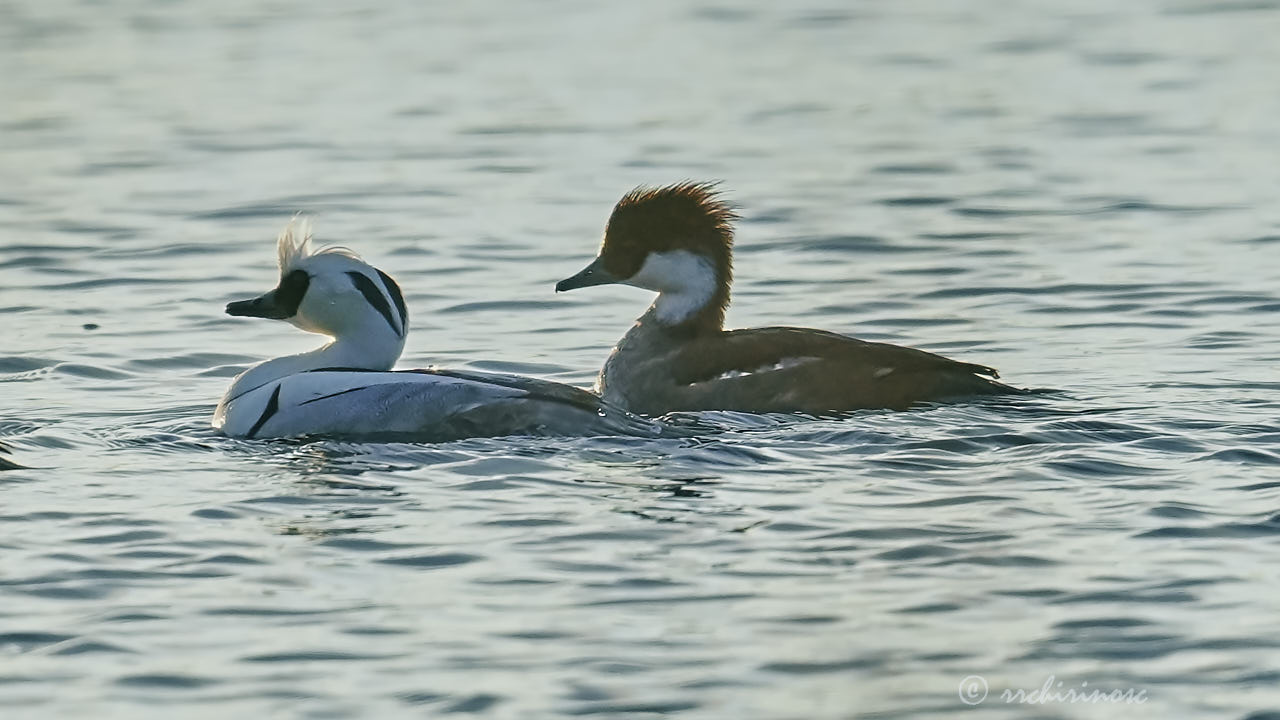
xmin=662 ymin=327 xmax=1009 ymax=413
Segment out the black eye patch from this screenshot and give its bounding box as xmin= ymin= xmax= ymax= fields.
xmin=346 ymin=271 xmax=402 ymax=337
xmin=272 ymin=269 xmax=311 ymax=317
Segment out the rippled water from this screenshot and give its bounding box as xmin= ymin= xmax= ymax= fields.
xmin=4 ymin=1 xmax=1280 ymax=718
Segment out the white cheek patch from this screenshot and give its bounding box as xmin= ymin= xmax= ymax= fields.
xmin=290 ymin=299 xmax=329 ymax=335
xmin=625 ymin=251 xmax=717 ymax=325
xmin=291 ymin=272 xmax=366 ymax=337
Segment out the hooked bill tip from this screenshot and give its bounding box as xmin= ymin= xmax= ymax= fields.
xmin=225 ymin=297 xmax=275 ymax=318
xmin=555 ymin=257 xmax=617 ymax=293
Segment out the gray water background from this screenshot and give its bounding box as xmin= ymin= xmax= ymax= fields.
xmin=2 ymin=0 xmax=1280 ymax=718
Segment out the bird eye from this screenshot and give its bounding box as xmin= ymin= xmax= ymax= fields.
xmin=273 ymin=269 xmax=311 ymax=316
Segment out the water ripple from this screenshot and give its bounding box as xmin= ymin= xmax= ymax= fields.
xmin=4 ymin=1 xmax=1280 ymax=717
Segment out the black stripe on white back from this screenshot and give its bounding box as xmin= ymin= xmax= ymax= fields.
xmin=375 ymin=269 xmax=409 ymax=334
xmin=346 ymin=271 xmax=402 ymax=336
xmin=298 ymin=386 xmax=371 ymax=405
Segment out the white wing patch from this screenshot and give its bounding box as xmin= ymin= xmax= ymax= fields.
xmin=707 ymin=356 xmax=818 ymax=382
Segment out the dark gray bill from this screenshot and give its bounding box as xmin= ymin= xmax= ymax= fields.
xmin=555 ymin=257 xmax=619 ymax=292
xmin=226 ymin=269 xmax=309 ymax=319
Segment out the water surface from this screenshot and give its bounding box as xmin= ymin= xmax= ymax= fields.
xmin=3 ymin=1 xmax=1280 ymax=718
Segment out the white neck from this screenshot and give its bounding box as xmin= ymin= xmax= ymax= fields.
xmin=220 ymin=327 xmax=405 ymax=405
xmin=625 ymin=250 xmax=717 ymax=326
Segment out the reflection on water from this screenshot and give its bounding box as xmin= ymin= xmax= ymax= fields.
xmin=3 ymin=0 xmax=1280 ymax=717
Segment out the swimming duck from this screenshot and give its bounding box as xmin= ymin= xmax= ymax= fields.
xmin=555 ymin=182 xmax=1020 ymax=415
xmin=214 ymin=219 xmax=662 ymax=441
xmin=0 ymin=441 xmax=23 ymax=471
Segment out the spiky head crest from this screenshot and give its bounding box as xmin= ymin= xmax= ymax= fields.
xmin=275 ymin=215 xmax=359 ymax=276
xmin=600 ymin=182 xmax=737 ymax=277
xmin=276 ymin=216 xmax=313 ymax=276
